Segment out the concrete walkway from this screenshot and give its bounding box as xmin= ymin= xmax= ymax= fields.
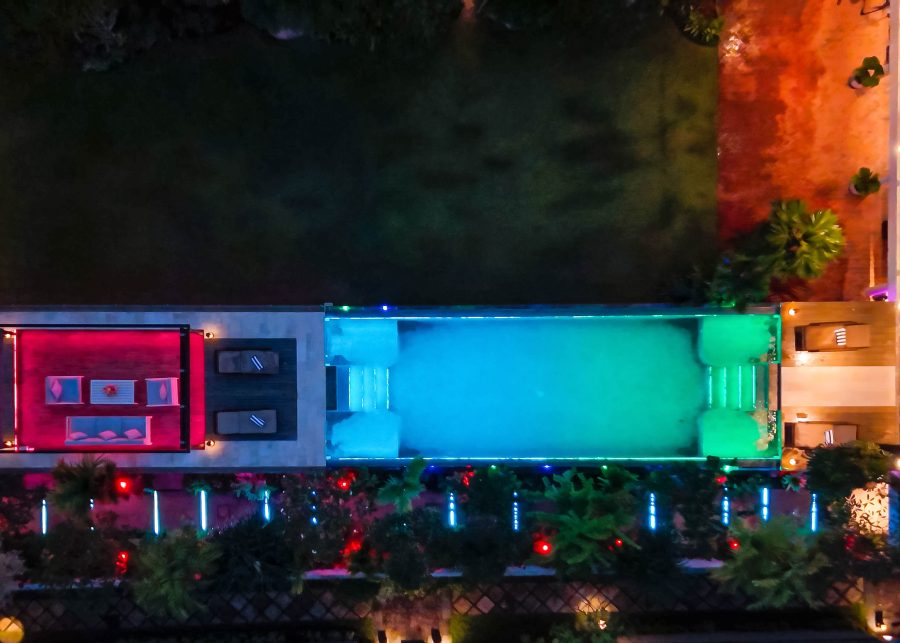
xmin=718 ymin=0 xmax=890 ymax=301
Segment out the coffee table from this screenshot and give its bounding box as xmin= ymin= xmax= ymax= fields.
xmin=90 ymin=379 xmax=136 ymax=405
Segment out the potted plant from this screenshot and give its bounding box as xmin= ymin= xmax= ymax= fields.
xmin=849 ymin=56 xmax=885 ymax=88
xmin=849 ymin=167 xmax=881 ymax=196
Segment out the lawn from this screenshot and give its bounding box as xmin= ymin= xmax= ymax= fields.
xmin=0 ymin=14 xmax=717 ymax=305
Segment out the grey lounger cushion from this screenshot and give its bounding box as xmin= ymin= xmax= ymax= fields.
xmin=217 ymin=350 xmax=280 ymax=374
xmin=215 ymin=410 xmax=277 ymax=435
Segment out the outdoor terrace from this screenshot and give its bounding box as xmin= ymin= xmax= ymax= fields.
xmin=0 ymin=307 xmax=325 ymax=470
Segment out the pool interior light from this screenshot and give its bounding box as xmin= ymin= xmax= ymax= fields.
xmin=760 ymin=487 xmax=769 ymax=522
xmin=648 ymin=492 xmax=657 ymax=531
xmin=262 ymin=489 xmax=271 ymax=523
xmin=721 ymin=496 xmax=730 ymax=526
xmin=40 ymin=499 xmax=48 ymax=535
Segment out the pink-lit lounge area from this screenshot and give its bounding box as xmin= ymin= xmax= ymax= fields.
xmin=5 ymin=327 xmax=205 ymax=452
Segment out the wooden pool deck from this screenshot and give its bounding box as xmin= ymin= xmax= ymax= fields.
xmin=780 ymin=301 xmax=899 ymax=446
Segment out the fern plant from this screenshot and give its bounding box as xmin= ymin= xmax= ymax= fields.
xmin=530 ymin=468 xmax=638 ymax=575
xmin=376 ymin=457 xmax=427 ymax=514
xmin=49 ymin=456 xmax=120 ymax=519
xmin=712 ymin=517 xmax=830 ymax=609
xmin=132 ymin=528 xmax=221 ymax=621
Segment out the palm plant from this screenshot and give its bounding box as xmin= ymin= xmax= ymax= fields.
xmin=376 ymin=457 xmax=427 ymax=514
xmin=712 ymin=517 xmax=830 ymax=609
xmin=765 ymin=199 xmax=844 ymax=280
xmin=49 ymin=456 xmax=119 ymax=519
xmin=132 ymin=528 xmax=221 ymax=621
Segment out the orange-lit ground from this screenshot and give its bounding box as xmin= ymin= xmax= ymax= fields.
xmin=718 ymin=0 xmax=890 ymax=300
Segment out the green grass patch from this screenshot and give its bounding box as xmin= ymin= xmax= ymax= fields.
xmin=0 ymin=16 xmax=716 ymax=305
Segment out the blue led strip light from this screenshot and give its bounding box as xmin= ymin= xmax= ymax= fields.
xmin=199 ymin=489 xmax=208 ymax=532
xmin=447 ymin=491 xmax=457 ymax=528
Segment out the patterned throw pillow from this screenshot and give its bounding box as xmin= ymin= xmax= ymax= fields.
xmin=49 ymin=378 xmax=63 ymax=401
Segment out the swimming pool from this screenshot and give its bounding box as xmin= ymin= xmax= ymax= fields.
xmin=324 ymin=308 xmax=781 ymax=463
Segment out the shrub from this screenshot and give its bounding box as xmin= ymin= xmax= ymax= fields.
xmin=646 ymin=462 xmax=726 ymax=559
xmin=806 ymin=441 xmax=893 ymax=509
xmin=0 ymin=474 xmax=43 ymax=539
xmin=0 ymin=548 xmax=24 ymax=609
xmin=33 ymin=519 xmax=131 ymax=586
xmin=850 ymin=167 xmax=881 ymax=196
xmin=713 ymin=517 xmax=830 ymax=609
xmin=295 ymin=0 xmax=462 ymax=51
xmin=459 ymin=465 xmax=521 ymax=521
xmin=350 ymin=508 xmax=449 ymax=591
xmin=280 ymin=474 xmax=354 ymax=578
xmin=448 ymin=514 xmax=530 ymax=582
xmin=132 ymin=528 xmax=221 ymax=621
xmin=683 ymin=6 xmax=723 ymax=45
xmin=851 ymin=56 xmax=885 ymax=88
xmin=475 ymin=0 xmax=656 ymax=34
xmin=209 ymin=515 xmax=292 ymax=592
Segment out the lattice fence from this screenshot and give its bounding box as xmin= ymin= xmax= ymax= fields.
xmin=10 ymin=575 xmax=864 ymax=640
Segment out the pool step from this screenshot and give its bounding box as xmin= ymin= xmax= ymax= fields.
xmin=707 ymin=364 xmax=761 ymax=411
xmin=347 ymin=365 xmax=390 ymax=412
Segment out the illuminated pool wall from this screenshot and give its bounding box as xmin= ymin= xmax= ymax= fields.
xmin=324 ymin=307 xmax=781 ymax=465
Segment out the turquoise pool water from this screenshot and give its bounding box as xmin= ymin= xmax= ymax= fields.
xmin=324 ymin=311 xmax=780 ymax=462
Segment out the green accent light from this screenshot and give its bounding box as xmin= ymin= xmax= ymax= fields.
xmin=723 ymin=465 xmax=736 ymax=473
xmin=339 ymin=306 xmax=351 ymax=312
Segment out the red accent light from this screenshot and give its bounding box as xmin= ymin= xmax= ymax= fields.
xmin=115 ymin=550 xmax=129 ymax=575
xmin=614 ymin=538 xmax=623 ymax=548
xmin=715 ymin=475 xmax=727 ymax=485
xmin=534 ymin=539 xmax=552 ymax=556
xmin=342 ymin=539 xmax=363 ymax=557
xmin=727 ymin=538 xmax=740 ymax=550
xmin=116 ymin=477 xmax=132 ymax=493
xmin=337 ymin=477 xmax=352 ymax=491
xmin=194 ymin=573 xmax=203 ymax=581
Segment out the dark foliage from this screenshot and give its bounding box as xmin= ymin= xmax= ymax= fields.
xmin=209 ymin=514 xmax=292 ymax=592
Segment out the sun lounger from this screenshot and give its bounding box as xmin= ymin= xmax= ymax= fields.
xmin=797 ymin=322 xmax=871 ymax=351
xmin=215 ymin=409 xmax=277 ymax=435
xmin=216 ymin=350 xmax=280 ymax=374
